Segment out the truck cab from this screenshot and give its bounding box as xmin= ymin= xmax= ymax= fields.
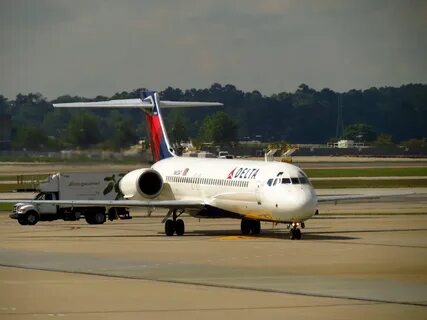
xmin=11 ymin=192 xmax=58 ymax=225
xmin=34 ymin=192 xmax=58 ymax=214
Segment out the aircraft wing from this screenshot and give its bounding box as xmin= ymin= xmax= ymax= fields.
xmin=317 ymin=192 xmax=416 ymax=203
xmin=0 ymin=199 xmax=205 ymax=209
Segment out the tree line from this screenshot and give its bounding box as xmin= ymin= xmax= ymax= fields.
xmin=0 ymin=83 xmax=426 ymax=151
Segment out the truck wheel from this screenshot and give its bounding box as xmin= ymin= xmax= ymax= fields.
xmin=18 ymin=217 xmax=28 ymax=225
xmin=94 ymin=212 xmax=106 ymax=224
xmin=85 ymin=215 xmax=95 ymax=224
xmin=26 ymin=211 xmax=39 ymax=225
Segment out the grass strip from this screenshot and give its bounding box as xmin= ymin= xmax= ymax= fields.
xmin=312 ymin=178 xmax=427 ymax=189
xmin=0 ymin=203 xmax=14 ymax=211
xmin=0 ymin=175 xmax=49 ymax=182
xmin=305 ymin=167 xmax=427 ymax=178
xmin=0 ymin=183 xmax=36 ymax=192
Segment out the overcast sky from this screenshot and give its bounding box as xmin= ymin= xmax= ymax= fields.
xmin=0 ymin=0 xmax=426 ymax=99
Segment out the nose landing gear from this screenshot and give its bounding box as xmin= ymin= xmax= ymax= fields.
xmin=288 ymin=222 xmax=302 ymax=240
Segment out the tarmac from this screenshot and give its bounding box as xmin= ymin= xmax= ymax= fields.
xmin=1 ymin=191 xmax=427 ymax=319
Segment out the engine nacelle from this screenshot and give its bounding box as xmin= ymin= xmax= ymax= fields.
xmin=119 ymin=168 xmax=163 ymax=199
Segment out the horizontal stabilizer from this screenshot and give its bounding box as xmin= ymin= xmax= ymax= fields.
xmin=53 ymin=99 xmax=150 ymax=108
xmin=53 ymin=99 xmax=223 ymax=109
xmin=160 ymin=101 xmax=223 ymax=108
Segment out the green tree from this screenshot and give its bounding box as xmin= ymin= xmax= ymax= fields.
xmin=168 ymin=111 xmax=188 ymax=144
xmin=342 ymin=123 xmax=377 ymax=142
xmin=0 ymin=95 xmax=10 ymax=114
xmin=12 ymin=93 xmax=52 ymax=126
xmin=199 ymin=112 xmax=238 ymax=145
xmin=401 ymin=138 xmax=426 ymax=149
xmin=5 ymin=83 xmax=427 ymax=149
xmin=65 ymin=112 xmax=101 ymax=148
xmin=42 ymin=109 xmax=71 ymax=137
xmin=374 ymin=133 xmax=395 ymax=147
xmin=101 ymin=110 xmax=138 ymax=150
xmin=12 ymin=126 xmax=49 ymax=150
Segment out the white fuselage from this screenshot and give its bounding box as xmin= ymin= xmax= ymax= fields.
xmin=129 ymin=157 xmax=318 ymax=223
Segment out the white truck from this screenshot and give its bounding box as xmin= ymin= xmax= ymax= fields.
xmin=10 ymin=172 xmax=130 ymax=225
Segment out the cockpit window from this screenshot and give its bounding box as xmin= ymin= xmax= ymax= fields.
xmin=281 ymin=178 xmax=291 ymax=184
xmin=298 ymin=176 xmax=308 ymax=184
xmin=267 ymin=179 xmax=273 ymax=186
xmin=291 ymin=177 xmax=300 ymax=184
xmin=273 ymin=179 xmax=278 ymax=186
xmin=298 ymin=171 xmax=311 ymax=184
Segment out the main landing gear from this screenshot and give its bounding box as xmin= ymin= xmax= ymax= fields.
xmin=288 ymin=222 xmax=304 ymax=240
xmin=240 ymin=219 xmax=261 ymax=235
xmin=164 ymin=209 xmax=185 ymax=236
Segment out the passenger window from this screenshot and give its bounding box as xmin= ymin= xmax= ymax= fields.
xmin=282 ymin=178 xmax=291 ymax=184
xmin=267 ymin=179 xmax=273 ymax=186
xmin=45 ymin=193 xmax=53 ymax=200
xmin=291 ymin=178 xmax=300 ymax=184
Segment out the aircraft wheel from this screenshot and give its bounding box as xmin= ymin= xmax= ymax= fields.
xmin=290 ymin=228 xmax=302 ymax=240
xmin=26 ymin=211 xmax=39 ymax=225
xmin=251 ymin=221 xmax=261 ymax=235
xmin=241 ymin=219 xmax=251 ymax=235
xmin=290 ymin=228 xmax=296 ymax=240
xmin=295 ymin=228 xmax=302 ymax=240
xmin=165 ymin=219 xmax=175 ymax=236
xmin=175 ymin=219 xmax=185 ymax=236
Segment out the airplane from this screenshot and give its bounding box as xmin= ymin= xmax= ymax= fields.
xmin=0 ymin=91 xmax=413 ymax=239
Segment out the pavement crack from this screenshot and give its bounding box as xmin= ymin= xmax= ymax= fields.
xmin=1 ymin=264 xmax=426 ymax=308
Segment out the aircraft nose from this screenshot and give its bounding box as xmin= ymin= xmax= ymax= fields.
xmin=291 ymin=189 xmax=317 ymax=217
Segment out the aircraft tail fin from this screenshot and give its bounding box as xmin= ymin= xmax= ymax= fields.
xmin=140 ymin=91 xmax=175 ymax=162
xmin=53 ymin=91 xmax=223 ymax=163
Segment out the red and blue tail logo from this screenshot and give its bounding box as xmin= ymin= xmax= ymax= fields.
xmin=141 ymin=91 xmax=175 ymax=163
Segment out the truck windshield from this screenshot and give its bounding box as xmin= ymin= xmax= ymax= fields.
xmin=34 ymin=193 xmax=54 ymax=200
xmin=35 ymin=193 xmax=45 ymax=200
